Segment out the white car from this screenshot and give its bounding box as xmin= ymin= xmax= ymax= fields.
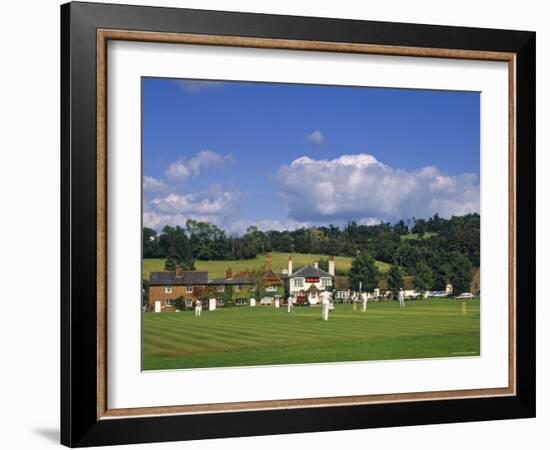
xmin=455 ymin=292 xmax=474 ymax=299
xmin=430 ymin=291 xmax=448 ymax=298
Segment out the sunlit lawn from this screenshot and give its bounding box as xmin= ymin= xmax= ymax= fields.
xmin=142 ymin=298 xmax=480 ymax=370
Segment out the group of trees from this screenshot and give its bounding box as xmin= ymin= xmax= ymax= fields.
xmin=143 ymin=213 xmax=479 ymax=294
xmin=349 ymin=252 xmax=472 ymax=297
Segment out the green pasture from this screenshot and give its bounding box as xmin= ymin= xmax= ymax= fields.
xmin=143 ymin=252 xmax=391 ymax=280
xmin=400 ymin=232 xmax=438 ymax=241
xmin=142 ymin=297 xmax=480 ymax=370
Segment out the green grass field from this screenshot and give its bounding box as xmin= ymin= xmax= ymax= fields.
xmin=142 ymin=298 xmax=480 ymax=370
xmin=400 ymin=232 xmax=438 ymax=241
xmin=143 ymin=252 xmax=391 ymax=280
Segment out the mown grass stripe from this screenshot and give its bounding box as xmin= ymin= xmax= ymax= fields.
xmin=142 ymin=299 xmax=480 ymax=369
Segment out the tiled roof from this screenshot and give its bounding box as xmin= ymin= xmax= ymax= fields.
xmin=263 ymin=270 xmax=284 ymax=285
xmin=208 ymin=277 xmax=254 ymax=285
xmin=149 ymin=271 xmax=208 ymax=285
xmin=183 ymin=271 xmax=210 ymax=284
xmin=403 ymin=276 xmax=414 ymax=290
xmin=290 ymin=264 xmax=332 ymax=278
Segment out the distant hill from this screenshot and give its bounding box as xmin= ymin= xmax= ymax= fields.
xmin=143 ymin=252 xmax=390 ymax=280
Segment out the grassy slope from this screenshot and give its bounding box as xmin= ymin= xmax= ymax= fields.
xmin=142 ymin=298 xmax=480 ymax=370
xmin=143 ymin=252 xmax=391 ymax=280
xmin=400 ymin=232 xmax=438 ymax=241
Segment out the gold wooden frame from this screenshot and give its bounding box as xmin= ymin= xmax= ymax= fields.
xmin=96 ymin=29 xmax=516 ymax=420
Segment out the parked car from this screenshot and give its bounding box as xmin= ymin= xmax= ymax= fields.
xmin=429 ymin=291 xmax=448 ymax=298
xmin=295 ymin=295 xmax=309 ymax=306
xmin=455 ymin=292 xmax=474 ymax=299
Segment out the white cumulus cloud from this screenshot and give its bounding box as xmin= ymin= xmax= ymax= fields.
xmin=275 ymin=153 xmax=479 ymax=223
xmin=166 ymin=150 xmax=232 ymax=180
xmin=142 ymin=176 xmax=166 ymax=192
xmin=144 ymin=185 xmax=240 ymax=230
xmin=150 ymin=186 xmax=236 ymax=216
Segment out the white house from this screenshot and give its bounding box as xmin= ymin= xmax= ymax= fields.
xmin=287 ymin=256 xmax=334 ymax=305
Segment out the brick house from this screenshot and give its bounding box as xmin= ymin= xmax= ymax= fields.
xmin=148 ymin=266 xmax=209 ymax=312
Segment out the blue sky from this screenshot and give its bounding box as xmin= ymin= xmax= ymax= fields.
xmin=142 ymin=78 xmax=480 ymax=234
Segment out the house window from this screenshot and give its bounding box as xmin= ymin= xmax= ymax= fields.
xmin=185 ymin=298 xmax=193 ymax=306
xmin=217 ymin=299 xmax=225 ymax=306
xmin=186 ymin=285 xmax=193 ymax=293
xmin=235 ymin=284 xmax=241 ymax=292
xmin=235 ymin=299 xmax=248 ymax=306
xmin=165 ymin=299 xmax=174 ymax=306
xmin=217 ymin=285 xmax=225 ymax=292
xmin=321 ymin=278 xmax=332 ymax=287
xmin=265 ymin=286 xmax=277 ymax=292
xmin=294 ymin=278 xmax=304 ymax=288
xmin=164 ymin=286 xmax=172 ymax=294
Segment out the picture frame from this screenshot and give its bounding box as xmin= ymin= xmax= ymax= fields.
xmin=60 ymin=1 xmax=535 ymax=447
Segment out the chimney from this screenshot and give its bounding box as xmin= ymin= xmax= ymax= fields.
xmin=175 ymin=265 xmax=183 ymax=278
xmin=288 ymin=256 xmax=293 ymax=276
xmin=226 ymin=268 xmax=233 ymax=280
xmin=328 ymin=256 xmax=335 ymax=276
xmin=265 ymin=254 xmax=272 ymax=272
xmin=313 ymin=261 xmax=319 ymax=269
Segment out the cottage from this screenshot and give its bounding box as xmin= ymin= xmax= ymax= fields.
xmin=287 ymin=256 xmax=334 ymax=305
xmin=209 ymin=268 xmax=256 ymax=307
xmin=257 ymin=255 xmax=286 ymax=306
xmin=148 ymin=267 xmax=209 ymax=312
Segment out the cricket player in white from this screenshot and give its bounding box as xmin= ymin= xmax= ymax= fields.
xmin=195 ymin=300 xmax=202 ymax=317
xmin=398 ymin=288 xmax=405 ymax=308
xmin=287 ymin=295 xmax=294 ymax=313
xmin=321 ymin=291 xmax=331 ymax=321
xmin=361 ymin=291 xmax=368 ymax=311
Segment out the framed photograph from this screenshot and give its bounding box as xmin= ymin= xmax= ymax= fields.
xmin=61 ymin=2 xmax=535 ymax=447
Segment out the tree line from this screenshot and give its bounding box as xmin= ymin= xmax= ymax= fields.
xmin=143 ymin=213 xmax=479 ymax=293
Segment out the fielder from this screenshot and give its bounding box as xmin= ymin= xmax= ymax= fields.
xmin=287 ymin=295 xmax=294 ymax=313
xmin=360 ymin=291 xmax=368 ymax=311
xmin=195 ymin=299 xmax=202 ymax=317
xmin=398 ymin=288 xmax=405 ymax=308
xmin=321 ymin=290 xmax=331 ymax=321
